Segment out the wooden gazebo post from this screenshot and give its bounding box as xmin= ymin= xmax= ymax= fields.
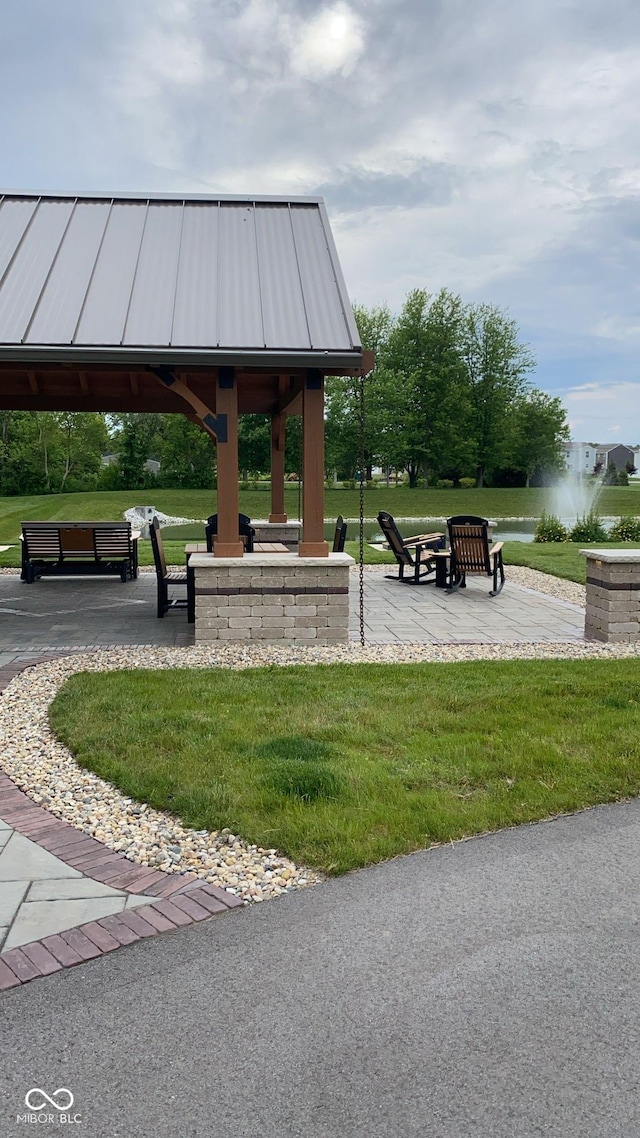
xmin=214 ymin=368 xmax=244 ymax=558
xmin=268 ymin=412 xmax=287 ymax=524
xmin=298 ymin=370 xmax=329 ymax=557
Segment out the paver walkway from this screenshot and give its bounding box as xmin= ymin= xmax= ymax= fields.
xmin=0 ymin=821 xmax=159 ymax=951
xmin=0 ymin=760 xmax=242 ymax=988
xmin=350 ymin=569 xmax=583 ymax=642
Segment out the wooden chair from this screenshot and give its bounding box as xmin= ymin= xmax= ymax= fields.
xmin=150 ymin=517 xmax=190 ymax=618
xmin=332 ymin=515 xmax=348 ymax=553
xmin=205 ymin=513 xmax=255 ymax=553
xmin=443 ymin=515 xmax=505 ymax=596
xmin=377 ymin=511 xmax=444 ymax=585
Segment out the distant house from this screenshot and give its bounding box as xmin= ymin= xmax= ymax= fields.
xmin=595 ymin=444 xmax=636 ymax=473
xmin=563 ymin=442 xmax=598 ymax=474
xmin=564 ymin=442 xmax=638 ymax=475
xmin=101 ymin=453 xmax=160 ymax=474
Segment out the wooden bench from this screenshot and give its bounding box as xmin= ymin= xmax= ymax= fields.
xmin=21 ymin=521 xmax=139 ymax=584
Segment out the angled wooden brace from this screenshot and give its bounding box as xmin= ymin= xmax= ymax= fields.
xmin=149 ymin=366 xmax=227 ymax=442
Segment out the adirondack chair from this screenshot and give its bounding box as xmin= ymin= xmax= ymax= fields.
xmin=205 ymin=513 xmax=255 ymax=553
xmin=150 ymin=517 xmax=191 ymax=618
xmin=442 ymin=515 xmax=505 ymax=596
xmin=377 ymin=511 xmax=444 ymax=584
xmin=332 ymin=515 xmax=348 ymax=553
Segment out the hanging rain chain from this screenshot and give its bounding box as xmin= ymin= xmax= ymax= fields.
xmin=358 ymin=368 xmax=367 ymax=646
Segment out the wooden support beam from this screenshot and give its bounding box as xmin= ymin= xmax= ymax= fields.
xmin=269 ymin=411 xmax=287 ymax=523
xmin=27 ymin=370 xmax=39 ymax=395
xmin=214 ymin=371 xmax=243 ymax=557
xmin=299 ymin=371 xmax=328 ymax=557
xmin=79 ymin=371 xmax=89 ymax=395
xmin=129 ymin=372 xmax=139 ymax=397
xmin=150 ymin=367 xmax=224 ymax=442
xmin=277 ymin=375 xmax=304 ymax=415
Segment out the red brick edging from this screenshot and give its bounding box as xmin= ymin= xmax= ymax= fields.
xmin=0 ymin=656 xmax=243 ymax=989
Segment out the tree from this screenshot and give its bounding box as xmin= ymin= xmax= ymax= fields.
xmin=111 ymin=414 xmax=161 ymax=489
xmin=509 ymin=391 xmax=570 ymax=487
xmin=156 ymin=415 xmax=216 ymax=488
xmin=461 ymin=304 xmax=535 ymax=486
xmin=55 ymin=412 xmax=108 ymax=492
xmin=384 ymin=288 xmax=471 ymax=486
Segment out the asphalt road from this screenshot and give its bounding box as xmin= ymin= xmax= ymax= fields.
xmin=2 ymin=800 xmax=640 ymax=1138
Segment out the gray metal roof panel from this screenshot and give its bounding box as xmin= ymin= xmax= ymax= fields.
xmin=26 ymin=201 xmax=110 ymax=344
xmin=0 ymin=192 xmax=362 ymax=361
xmin=255 ymin=205 xmax=311 ymax=350
xmin=0 ymin=198 xmax=37 ymax=282
xmin=289 ymin=205 xmax=352 ymax=350
xmin=171 ymin=203 xmax=219 ymax=347
xmin=74 ymin=202 xmax=148 ymax=344
xmin=0 ymin=199 xmax=73 ymax=343
xmin=216 ymin=204 xmax=264 ymax=348
xmin=123 ymin=202 xmax=183 ymax=346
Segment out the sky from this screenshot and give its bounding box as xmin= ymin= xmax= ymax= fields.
xmin=1 ymin=0 xmax=639 ymax=443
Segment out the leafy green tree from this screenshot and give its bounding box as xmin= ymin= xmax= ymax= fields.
xmin=509 ymin=391 xmax=570 ymax=487
xmin=156 ymin=415 xmax=216 ymax=488
xmin=384 ymin=288 xmax=471 ymax=486
xmin=111 ymin=413 xmax=161 ymax=489
xmin=461 ymin=304 xmax=535 ymax=487
xmin=55 ymin=412 xmax=108 ymax=492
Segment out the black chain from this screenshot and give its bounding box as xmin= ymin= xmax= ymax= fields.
xmin=358 ymin=369 xmax=366 ymax=647
xmin=297 ymin=419 xmax=302 ymax=525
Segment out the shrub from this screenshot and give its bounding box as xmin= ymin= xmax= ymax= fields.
xmin=568 ymin=512 xmax=608 ymax=542
xmin=342 ymin=480 xmax=356 ymax=489
xmin=459 ymin=477 xmax=476 ymax=489
xmin=436 ymin=479 xmax=455 ymax=489
xmin=617 ymin=469 xmax=629 ymax=486
xmin=534 ymin=512 xmax=568 ymax=542
xmin=608 ymin=516 xmax=640 ymax=541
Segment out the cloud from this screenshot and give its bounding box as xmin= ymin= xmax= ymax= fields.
xmin=1 ymin=0 xmax=640 ymax=438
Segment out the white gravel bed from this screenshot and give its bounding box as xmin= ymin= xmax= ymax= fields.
xmin=2 ymin=638 xmax=640 ymax=907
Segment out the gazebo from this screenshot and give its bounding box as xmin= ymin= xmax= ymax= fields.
xmin=0 ymin=191 xmax=370 ymax=643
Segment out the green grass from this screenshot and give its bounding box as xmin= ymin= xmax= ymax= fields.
xmin=1 ymin=484 xmax=639 ymax=544
xmin=502 ymin=541 xmax=640 ymax=584
xmin=49 ymin=660 xmax=640 ymax=874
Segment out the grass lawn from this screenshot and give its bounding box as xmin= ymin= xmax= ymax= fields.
xmin=50 ymin=659 xmax=640 ymax=875
xmin=0 ymin=484 xmax=639 ymax=543
xmin=502 ymin=541 xmax=640 ymax=584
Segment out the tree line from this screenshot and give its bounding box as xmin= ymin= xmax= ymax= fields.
xmin=0 ymin=287 xmax=569 ymax=496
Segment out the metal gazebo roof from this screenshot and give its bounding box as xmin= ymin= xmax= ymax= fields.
xmin=0 ymin=191 xmax=362 ymax=370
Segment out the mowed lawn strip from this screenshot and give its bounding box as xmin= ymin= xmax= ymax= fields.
xmin=49 ymin=660 xmax=640 ymax=874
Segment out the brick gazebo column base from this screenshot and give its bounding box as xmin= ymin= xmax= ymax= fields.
xmin=190 ymin=553 xmax=353 ymax=644
xmin=582 ymin=549 xmax=640 ymax=642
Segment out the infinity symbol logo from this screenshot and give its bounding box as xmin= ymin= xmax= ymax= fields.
xmin=24 ymin=1088 xmax=74 ymax=1111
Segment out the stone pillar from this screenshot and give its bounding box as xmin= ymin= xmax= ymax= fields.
xmin=191 ymin=552 xmax=353 ymax=644
xmin=582 ymin=549 xmax=640 ymax=641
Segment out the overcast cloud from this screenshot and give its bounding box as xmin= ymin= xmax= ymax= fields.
xmin=1 ymin=0 xmax=639 ymax=441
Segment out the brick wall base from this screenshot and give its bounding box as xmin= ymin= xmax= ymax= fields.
xmin=251 ymin=521 xmax=301 ymax=549
xmin=190 ymin=553 xmax=353 ymax=644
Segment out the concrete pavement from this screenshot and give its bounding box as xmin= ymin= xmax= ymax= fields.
xmin=2 ymin=798 xmax=640 ymax=1137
